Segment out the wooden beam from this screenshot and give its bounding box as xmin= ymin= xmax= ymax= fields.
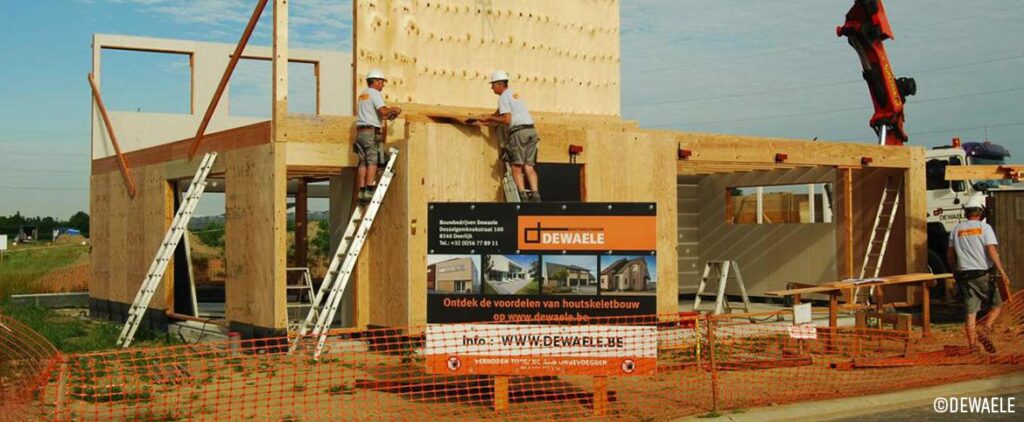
xmin=295 ymin=179 xmax=308 ymax=268
xmin=92 ymin=122 xmax=271 ymax=175
xmin=188 ymin=0 xmax=269 ymax=158
xmin=946 ymin=165 xmax=1024 ymax=182
xmin=272 ymin=0 xmax=288 ymax=140
xmin=835 ymin=168 xmax=855 ymax=279
xmin=88 ymin=73 xmax=138 ymax=198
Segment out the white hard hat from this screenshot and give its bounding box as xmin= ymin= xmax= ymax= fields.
xmin=367 ymin=68 xmax=387 ymax=81
xmin=490 ymin=70 xmax=509 ymax=83
xmin=964 ymin=193 xmax=986 ymax=209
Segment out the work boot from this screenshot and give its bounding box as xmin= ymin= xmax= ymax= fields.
xmin=358 ymin=187 xmax=369 ymax=204
xmin=363 ymin=185 xmax=377 ymax=203
xmin=978 ymin=332 xmax=997 ymax=354
xmin=518 ymin=191 xmax=529 ymax=202
xmin=532 ymin=191 xmax=542 ymax=202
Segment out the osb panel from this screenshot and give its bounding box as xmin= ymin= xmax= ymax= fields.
xmin=367 ymin=139 xmax=411 ymax=327
xmin=89 ymin=173 xmax=111 ymax=302
xmin=225 ymin=143 xmax=288 ymax=330
xmin=355 ymin=0 xmax=620 ymax=115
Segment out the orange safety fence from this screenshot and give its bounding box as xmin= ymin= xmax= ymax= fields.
xmin=3 ymin=293 xmax=1024 ymax=421
xmin=0 ymin=312 xmax=61 ymax=421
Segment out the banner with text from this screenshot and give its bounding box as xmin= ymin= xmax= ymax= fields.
xmin=425 ymin=324 xmax=658 ymax=376
xmin=427 ymin=203 xmax=657 ymax=324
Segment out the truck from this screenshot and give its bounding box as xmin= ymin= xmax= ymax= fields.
xmin=924 ymin=138 xmax=1013 ymax=275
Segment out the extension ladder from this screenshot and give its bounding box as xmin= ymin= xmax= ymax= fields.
xmin=285 ymin=267 xmax=316 ymax=332
xmin=693 ymin=260 xmax=754 ymax=320
xmin=502 ymin=163 xmax=521 ymax=202
xmin=117 ymin=152 xmax=217 ymax=348
xmin=290 ymin=147 xmax=399 ymax=357
xmin=855 ymin=176 xmax=903 ymax=303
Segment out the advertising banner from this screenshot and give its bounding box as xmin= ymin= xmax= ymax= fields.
xmin=425 ymin=324 xmax=658 ymax=376
xmin=426 ymin=203 xmax=658 ymax=324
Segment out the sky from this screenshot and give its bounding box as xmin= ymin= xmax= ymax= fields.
xmin=1 ymin=0 xmax=1022 ymax=217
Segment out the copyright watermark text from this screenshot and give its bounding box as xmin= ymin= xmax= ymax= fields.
xmin=933 ymin=396 xmax=1016 ymax=414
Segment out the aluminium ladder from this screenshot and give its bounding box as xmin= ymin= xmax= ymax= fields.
xmin=285 ymin=267 xmax=317 ymax=332
xmin=502 ymin=163 xmax=521 ymax=202
xmin=692 ymin=260 xmax=754 ymax=321
xmin=117 ymin=152 xmax=217 ymax=348
xmin=855 ymin=176 xmax=903 ymax=304
xmin=290 ymin=147 xmax=399 ymax=357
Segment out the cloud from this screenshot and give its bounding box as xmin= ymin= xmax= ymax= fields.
xmin=101 ymin=0 xmax=351 ymax=50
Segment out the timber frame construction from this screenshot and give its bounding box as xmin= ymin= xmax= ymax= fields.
xmin=89 ymin=0 xmax=927 ymax=337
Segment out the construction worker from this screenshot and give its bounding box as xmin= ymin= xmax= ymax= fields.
xmin=947 ymin=193 xmax=1010 ymax=353
xmin=476 ymin=70 xmax=541 ymax=201
xmin=355 ymin=69 xmax=401 ymax=203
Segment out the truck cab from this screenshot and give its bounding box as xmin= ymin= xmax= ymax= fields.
xmin=924 ymin=139 xmax=1011 ymax=274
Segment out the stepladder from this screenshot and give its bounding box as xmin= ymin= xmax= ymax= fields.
xmin=285 ymin=267 xmax=316 ymax=332
xmin=290 ymin=147 xmax=400 ymax=357
xmin=693 ymin=260 xmax=754 ymax=321
xmin=855 ymin=176 xmax=903 ymax=304
xmin=117 ymin=152 xmax=217 ymax=348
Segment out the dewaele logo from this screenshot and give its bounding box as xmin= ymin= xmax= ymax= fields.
xmin=517 ymin=216 xmax=656 ymax=251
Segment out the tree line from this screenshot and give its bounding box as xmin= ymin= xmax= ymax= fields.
xmin=0 ymin=211 xmax=90 ymax=239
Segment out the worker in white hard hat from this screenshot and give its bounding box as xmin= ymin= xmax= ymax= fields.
xmin=475 ymin=70 xmax=542 ymax=201
xmin=354 ymin=68 xmax=402 ymax=203
xmin=947 ymin=193 xmax=1009 ymax=353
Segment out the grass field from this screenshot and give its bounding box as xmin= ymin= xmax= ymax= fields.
xmin=0 ymin=242 xmax=89 ymax=297
xmin=0 ymin=241 xmax=178 ymax=352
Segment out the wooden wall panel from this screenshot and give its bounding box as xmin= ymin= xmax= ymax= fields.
xmin=355 ymin=0 xmax=620 ymax=115
xmin=677 ymin=176 xmax=702 ymax=292
xmin=225 ymin=143 xmax=288 ymax=332
xmin=696 ymin=168 xmax=838 ymax=296
xmin=991 ymin=191 xmax=1024 ymax=293
xmin=366 ymin=139 xmax=411 ymax=327
xmin=89 ymin=173 xmax=111 ymax=303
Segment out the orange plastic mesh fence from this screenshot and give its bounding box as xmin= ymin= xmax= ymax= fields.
xmin=0 ymin=312 xmax=61 ymax=421
xmin=4 ymin=293 xmax=1024 ymax=421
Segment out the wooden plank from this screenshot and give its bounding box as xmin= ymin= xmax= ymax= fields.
xmin=92 ymin=122 xmax=271 ymax=174
xmin=768 ymin=273 xmax=952 ymax=297
xmin=272 ymin=0 xmax=288 ymax=139
xmin=662 ymin=133 xmax=914 ymax=169
xmin=905 ymin=149 xmax=928 ymax=274
xmin=188 ymin=0 xmax=269 ymax=158
xmin=945 ymin=164 xmax=1024 ymax=181
xmin=88 ymin=73 xmax=138 ymax=198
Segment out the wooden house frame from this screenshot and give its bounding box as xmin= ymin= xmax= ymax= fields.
xmin=88 ymin=0 xmax=927 ymax=337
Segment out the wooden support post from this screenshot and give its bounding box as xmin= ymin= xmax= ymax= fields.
xmin=87 ymin=73 xmax=137 ymax=198
xmin=921 ymin=280 xmax=931 ymax=338
xmin=836 ymin=168 xmax=855 ymax=279
xmin=493 ymin=376 xmax=509 ymax=412
xmin=295 ymin=179 xmax=308 ymax=268
xmin=188 ymin=0 xmax=269 ymax=158
xmin=828 ymin=292 xmax=838 ymax=352
xmin=707 ymin=315 xmax=719 ymax=413
xmin=593 ymin=376 xmax=608 ymax=417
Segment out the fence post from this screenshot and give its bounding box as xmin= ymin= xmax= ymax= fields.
xmin=493 ymin=375 xmax=509 ymax=412
xmin=593 ymin=376 xmax=608 ymax=416
xmin=54 ymin=355 xmax=68 ymax=420
xmin=707 ymin=314 xmax=719 ymax=414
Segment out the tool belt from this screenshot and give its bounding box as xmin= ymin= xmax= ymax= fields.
xmin=357 ymin=125 xmax=382 ymax=134
xmin=508 ymin=124 xmax=534 ymax=135
xmin=955 ymin=268 xmax=993 ymax=282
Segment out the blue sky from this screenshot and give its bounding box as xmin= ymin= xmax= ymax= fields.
xmin=1 ymin=0 xmax=1022 ymax=217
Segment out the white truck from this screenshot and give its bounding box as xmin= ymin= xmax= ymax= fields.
xmin=924 ymin=139 xmax=1012 ymax=275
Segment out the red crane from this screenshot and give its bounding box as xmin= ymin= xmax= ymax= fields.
xmin=838 ymin=0 xmax=916 ymax=145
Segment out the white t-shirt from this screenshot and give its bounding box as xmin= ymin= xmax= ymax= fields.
xmin=356 ymin=87 xmax=386 ymax=128
xmin=948 ymin=219 xmax=998 ymax=271
xmin=497 ymin=89 xmax=534 ymax=127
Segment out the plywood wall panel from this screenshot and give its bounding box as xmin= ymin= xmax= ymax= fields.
xmin=89 ymin=173 xmax=111 ymax=303
xmin=355 ymin=0 xmax=620 ymax=115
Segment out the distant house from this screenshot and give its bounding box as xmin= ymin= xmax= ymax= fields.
xmin=485 ymin=255 xmax=525 ymax=283
xmin=428 ymin=257 xmax=479 ymax=293
xmin=544 ymin=262 xmax=596 ymax=289
xmin=600 ymin=257 xmax=651 ymax=292
xmin=16 ymin=225 xmax=38 ymax=243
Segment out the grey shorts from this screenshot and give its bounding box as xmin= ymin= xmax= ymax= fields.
xmin=504 ymin=126 xmax=539 ymax=166
xmin=354 ymin=129 xmax=385 ymax=166
xmin=956 ymin=271 xmax=1002 ymax=314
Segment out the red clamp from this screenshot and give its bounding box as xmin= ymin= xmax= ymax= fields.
xmin=861 ymin=156 xmax=874 ymax=166
xmin=775 ymin=153 xmax=789 ymax=163
xmin=568 ymin=144 xmax=584 ymax=163
xmin=678 ymin=148 xmax=693 ymax=160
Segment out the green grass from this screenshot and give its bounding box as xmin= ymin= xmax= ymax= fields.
xmin=516 ymin=281 xmax=540 ymax=295
xmin=0 ymin=301 xmax=178 ymax=353
xmin=0 ymin=243 xmax=88 ymax=297
xmin=483 ymin=282 xmax=499 ymax=295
